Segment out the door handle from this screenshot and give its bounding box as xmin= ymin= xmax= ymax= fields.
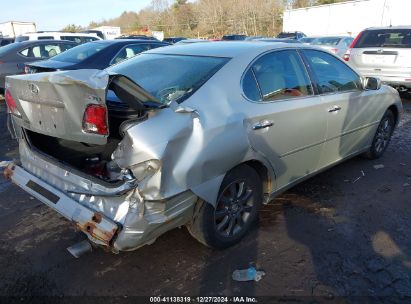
xmin=252 ymin=120 xmax=274 ymax=130
xmin=328 ymin=105 xmax=342 ymax=113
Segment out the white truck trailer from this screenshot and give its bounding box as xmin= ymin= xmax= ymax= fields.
xmin=0 ymin=21 xmax=36 ymax=38
xmin=283 ymin=0 xmax=411 ymax=37
xmin=90 ymin=26 xmax=121 ymax=39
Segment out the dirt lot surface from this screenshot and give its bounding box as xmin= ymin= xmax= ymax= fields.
xmin=0 ymin=96 xmax=410 ymax=301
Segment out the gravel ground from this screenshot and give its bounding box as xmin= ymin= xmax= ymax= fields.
xmin=0 ymin=96 xmax=410 ymax=301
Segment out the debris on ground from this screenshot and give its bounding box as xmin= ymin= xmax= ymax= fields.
xmin=232 ymin=267 xmax=265 ymax=282
xmin=352 ymin=176 xmax=361 ymax=183
xmin=361 ymin=170 xmax=365 ymax=177
xmin=403 ymin=183 xmax=410 ymax=187
xmin=378 ymin=185 xmax=391 ymax=193
xmin=373 ymin=164 xmax=385 ymax=170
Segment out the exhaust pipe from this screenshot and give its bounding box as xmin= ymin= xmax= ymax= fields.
xmin=67 ymin=240 xmax=93 ymax=258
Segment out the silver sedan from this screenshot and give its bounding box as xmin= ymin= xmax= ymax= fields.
xmin=5 ymin=42 xmax=402 ymax=255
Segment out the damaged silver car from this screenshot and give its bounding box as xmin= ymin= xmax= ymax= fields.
xmin=4 ymin=42 xmax=402 ymax=256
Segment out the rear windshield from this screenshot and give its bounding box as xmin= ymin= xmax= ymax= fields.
xmin=107 ymin=53 xmax=229 ymax=105
xmin=312 ymin=37 xmax=341 ymax=46
xmin=277 ymin=33 xmax=295 ymax=38
xmin=50 ymin=42 xmax=107 ymax=63
xmin=15 ymin=36 xmax=29 ymax=42
xmin=355 ymin=29 xmax=411 ymax=48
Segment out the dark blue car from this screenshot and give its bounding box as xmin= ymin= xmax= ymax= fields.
xmin=25 ymin=39 xmax=169 ymax=73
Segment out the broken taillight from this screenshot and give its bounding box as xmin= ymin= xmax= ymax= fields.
xmin=4 ymin=89 xmax=21 ymax=117
xmin=82 ymin=104 xmax=108 ymax=135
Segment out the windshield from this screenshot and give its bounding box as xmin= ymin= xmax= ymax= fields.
xmin=312 ymin=37 xmax=341 ymax=46
xmin=355 ymin=29 xmax=411 ymax=48
xmin=107 ymin=53 xmax=229 ymax=105
xmin=50 ymin=42 xmax=107 ymax=63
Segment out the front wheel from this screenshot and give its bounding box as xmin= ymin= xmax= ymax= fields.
xmin=187 ymin=165 xmax=262 ymax=249
xmin=364 ymin=110 xmax=395 ymax=159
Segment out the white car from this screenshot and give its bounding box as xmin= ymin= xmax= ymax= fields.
xmin=15 ymin=32 xmax=101 ymax=44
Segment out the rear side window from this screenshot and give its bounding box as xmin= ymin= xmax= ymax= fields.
xmin=355 ymin=29 xmax=411 ymax=48
xmin=19 ymin=43 xmax=68 ymax=58
xmin=303 ymin=49 xmax=361 ymax=93
xmin=243 ymin=50 xmax=313 ymax=102
xmin=111 ymin=44 xmax=151 ymax=65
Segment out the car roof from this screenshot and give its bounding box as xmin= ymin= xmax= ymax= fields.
xmin=147 ymin=41 xmax=305 ymax=57
xmin=364 ymin=25 xmax=411 ymax=30
xmin=11 ymin=39 xmax=77 ymax=47
xmin=91 ymin=39 xmax=165 ymax=45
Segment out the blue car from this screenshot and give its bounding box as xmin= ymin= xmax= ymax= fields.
xmin=25 ymin=39 xmax=169 ymax=73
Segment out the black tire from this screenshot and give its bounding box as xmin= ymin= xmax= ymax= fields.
xmin=364 ymin=110 xmax=395 ymax=159
xmin=187 ymin=165 xmax=262 ymax=249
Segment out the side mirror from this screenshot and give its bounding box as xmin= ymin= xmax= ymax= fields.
xmin=363 ymin=77 xmax=381 ymax=90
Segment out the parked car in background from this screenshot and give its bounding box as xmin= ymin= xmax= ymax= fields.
xmin=222 ymin=34 xmax=247 ymax=40
xmin=175 ymin=38 xmax=210 ymax=44
xmin=299 ymin=37 xmax=317 ymax=44
xmin=344 ymin=26 xmax=411 ymax=94
xmin=4 ymin=42 xmax=401 ymax=255
xmin=0 ymin=40 xmax=77 ymax=90
xmin=25 ymin=39 xmax=169 ymax=73
xmin=163 ymin=37 xmax=187 ymax=44
xmin=254 ymin=38 xmax=300 ymax=43
xmin=276 ymin=31 xmax=306 ymax=40
xmin=0 ymin=37 xmax=14 ymax=46
xmin=245 ymin=36 xmax=269 ymax=40
xmin=15 ymin=32 xmax=100 ymax=44
xmin=311 ymin=36 xmax=354 ymax=57
xmin=116 ymin=35 xmax=158 ymax=41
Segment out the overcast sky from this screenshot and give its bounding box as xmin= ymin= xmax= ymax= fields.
xmin=1 ymin=0 xmax=153 ymax=30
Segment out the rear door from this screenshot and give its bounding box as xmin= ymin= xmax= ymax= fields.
xmin=244 ymin=49 xmax=327 ymax=189
xmin=350 ymin=28 xmax=411 ymax=77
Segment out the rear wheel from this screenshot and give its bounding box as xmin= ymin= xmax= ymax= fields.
xmin=364 ymin=110 xmax=395 ymax=159
xmin=187 ymin=165 xmax=262 ymax=249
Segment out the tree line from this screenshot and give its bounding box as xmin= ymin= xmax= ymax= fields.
xmin=62 ymin=0 xmax=345 ymax=38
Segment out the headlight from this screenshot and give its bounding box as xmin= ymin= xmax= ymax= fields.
xmin=129 ymin=159 xmax=161 ymax=182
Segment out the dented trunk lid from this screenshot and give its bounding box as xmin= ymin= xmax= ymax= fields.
xmin=6 ymin=69 xmax=161 ymax=145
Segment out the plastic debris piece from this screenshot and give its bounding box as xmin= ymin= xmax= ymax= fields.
xmin=403 ymin=183 xmax=410 ymax=187
xmin=361 ymin=170 xmax=365 ymax=177
xmin=232 ymin=267 xmax=265 ymax=282
xmin=373 ymin=164 xmax=385 ymax=170
xmin=352 ymin=176 xmax=361 ymax=183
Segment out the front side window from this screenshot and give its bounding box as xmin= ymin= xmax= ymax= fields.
xmin=243 ymin=50 xmax=313 ymax=102
xmin=107 ymin=53 xmax=229 ymax=105
xmin=303 ymin=49 xmax=361 ymax=94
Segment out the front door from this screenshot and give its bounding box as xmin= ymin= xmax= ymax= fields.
xmin=301 ymin=49 xmax=380 ymax=168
